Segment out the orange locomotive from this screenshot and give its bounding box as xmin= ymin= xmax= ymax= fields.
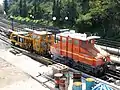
xmin=50 ymin=31 xmax=110 ymax=76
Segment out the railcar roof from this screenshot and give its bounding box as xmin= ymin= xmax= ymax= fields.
xmin=33 ymin=30 xmax=52 ymax=35
xmin=12 ymin=31 xmax=29 ymax=35
xmin=58 ymin=31 xmax=100 ymax=41
xmin=24 ymin=28 xmax=33 ymax=32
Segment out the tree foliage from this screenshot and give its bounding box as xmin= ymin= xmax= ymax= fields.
xmin=4 ymin=0 xmax=9 ymax=14
xmin=5 ymin=0 xmax=120 ymax=39
xmin=0 ymin=5 xmax=4 ymax=14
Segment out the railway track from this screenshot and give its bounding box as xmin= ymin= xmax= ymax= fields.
xmin=1 ymin=22 xmax=120 ymax=89
xmin=0 ymin=17 xmax=60 ymax=34
xmin=0 ymin=25 xmax=59 ymax=66
xmin=105 ymin=67 xmax=120 ymax=80
xmin=96 ymin=38 xmax=120 ymax=49
xmin=0 ymin=34 xmax=54 ymax=66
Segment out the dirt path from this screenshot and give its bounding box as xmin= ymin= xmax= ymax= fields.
xmin=0 ymin=58 xmax=49 ymax=90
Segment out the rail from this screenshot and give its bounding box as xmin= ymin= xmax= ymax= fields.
xmin=96 ymin=39 xmax=120 ymax=48
xmin=1 ymin=22 xmax=120 ymax=90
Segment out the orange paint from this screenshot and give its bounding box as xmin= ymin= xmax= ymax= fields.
xmin=50 ymin=35 xmax=110 ymax=67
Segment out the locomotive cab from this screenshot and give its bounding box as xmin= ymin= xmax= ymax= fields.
xmin=32 ymin=31 xmax=54 ymax=55
xmin=50 ymin=31 xmax=111 ymax=76
xmin=10 ymin=31 xmax=29 ymax=46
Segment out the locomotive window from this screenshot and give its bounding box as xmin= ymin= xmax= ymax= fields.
xmin=88 ymin=40 xmax=94 ymax=44
xmin=48 ymin=35 xmax=51 ymax=40
xmin=68 ymin=38 xmax=72 ymax=43
xmin=62 ymin=37 xmax=66 ymax=42
xmin=81 ymin=41 xmax=86 ymax=46
xmin=56 ymin=36 xmax=60 ymax=43
xmin=36 ymin=36 xmax=40 ymax=40
xmin=19 ymin=37 xmax=24 ymax=43
xmin=13 ymin=35 xmax=17 ymax=41
xmin=74 ymin=40 xmax=79 ymax=45
xmin=88 ymin=40 xmax=91 ymax=43
xmin=91 ymin=40 xmax=95 ymax=44
xmin=32 ymin=34 xmax=37 ymax=39
xmin=41 ymin=35 xmax=46 ymax=40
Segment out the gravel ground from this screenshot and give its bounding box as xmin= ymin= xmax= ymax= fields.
xmin=0 ymin=56 xmax=50 ymax=90
xmin=0 ymin=36 xmax=11 ymax=50
xmin=0 ymin=58 xmax=28 ymax=88
xmin=1 ymin=77 xmax=49 ymax=90
xmin=0 ymin=39 xmax=50 ymax=90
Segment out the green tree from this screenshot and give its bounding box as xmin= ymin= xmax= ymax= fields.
xmin=4 ymin=0 xmax=9 ymax=14
xmin=81 ymin=0 xmax=89 ymax=14
xmin=8 ymin=1 xmax=19 ymax=16
xmin=22 ymin=0 xmax=27 ymax=17
xmin=76 ymin=0 xmax=114 ymax=33
xmin=67 ymin=0 xmax=77 ymax=27
xmin=7 ymin=0 xmax=120 ymax=39
xmin=19 ymin=0 xmax=22 ymax=16
xmin=52 ymin=0 xmax=61 ymax=26
xmin=0 ymin=5 xmax=4 ymax=14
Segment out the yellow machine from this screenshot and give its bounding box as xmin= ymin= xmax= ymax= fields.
xmin=32 ymin=31 xmax=54 ymax=55
xmin=10 ymin=30 xmax=54 ymax=55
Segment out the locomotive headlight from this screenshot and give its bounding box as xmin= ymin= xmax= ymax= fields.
xmin=95 ymin=53 xmax=102 ymax=59
xmin=103 ymin=57 xmax=107 ymax=62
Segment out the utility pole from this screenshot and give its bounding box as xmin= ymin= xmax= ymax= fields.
xmin=10 ymin=15 xmax=14 ymax=31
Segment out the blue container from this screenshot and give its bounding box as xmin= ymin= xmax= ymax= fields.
xmin=86 ymin=78 xmax=95 ymax=90
xmin=72 ymin=82 xmax=82 ymax=90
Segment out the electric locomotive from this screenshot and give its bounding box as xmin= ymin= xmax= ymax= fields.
xmin=50 ymin=30 xmax=111 ymax=76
